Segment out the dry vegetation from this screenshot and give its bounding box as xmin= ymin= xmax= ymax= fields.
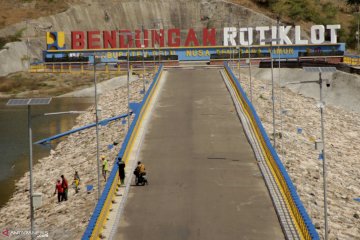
xmin=231 ymin=0 xmax=358 ymax=48
xmin=0 ymin=71 xmax=124 ymax=98
xmin=0 ymin=0 xmax=83 ymax=28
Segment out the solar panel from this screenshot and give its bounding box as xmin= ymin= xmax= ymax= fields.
xmin=303 ymin=67 xmax=336 ymax=73
xmin=320 ymin=67 xmax=337 ymax=73
xmin=303 ymin=67 xmax=320 ymax=72
xmin=29 ymin=98 xmax=52 ymax=105
xmin=6 ymin=98 xmax=52 ymax=106
xmin=6 ymin=99 xmax=31 ymax=106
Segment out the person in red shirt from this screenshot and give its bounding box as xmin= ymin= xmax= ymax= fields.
xmin=61 ymin=175 xmax=68 ymax=201
xmin=54 ymin=179 xmax=64 ymax=203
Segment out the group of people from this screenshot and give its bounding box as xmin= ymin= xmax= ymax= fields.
xmin=109 ymin=156 xmax=146 ymax=185
xmin=54 ymin=156 xmax=145 ymax=203
xmin=54 ymin=171 xmax=80 ymax=203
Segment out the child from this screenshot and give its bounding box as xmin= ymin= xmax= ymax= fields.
xmin=72 ymin=171 xmax=80 ymax=193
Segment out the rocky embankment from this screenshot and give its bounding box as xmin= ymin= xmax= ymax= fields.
xmin=236 ymin=68 xmax=360 ymax=239
xmin=0 ymin=74 xmax=150 ymax=239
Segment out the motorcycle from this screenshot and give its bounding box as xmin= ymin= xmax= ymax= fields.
xmin=134 ymin=172 xmax=148 ymax=186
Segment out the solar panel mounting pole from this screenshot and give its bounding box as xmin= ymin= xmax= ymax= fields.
xmin=6 ymin=98 xmax=51 ymax=240
xmin=28 ymin=104 xmax=34 ymax=240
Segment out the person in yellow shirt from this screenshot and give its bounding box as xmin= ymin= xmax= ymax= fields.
xmin=135 ymin=161 xmax=145 ymax=175
xmin=72 ymin=171 xmax=80 ymax=193
xmin=134 ymin=161 xmax=147 ymax=185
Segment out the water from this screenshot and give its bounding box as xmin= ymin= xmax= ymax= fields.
xmin=0 ymin=97 xmax=93 ymax=208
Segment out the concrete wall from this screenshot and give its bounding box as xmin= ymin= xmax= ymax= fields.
xmin=0 ymin=0 xmax=278 ymax=76
xmin=249 ymin=68 xmax=360 ymax=113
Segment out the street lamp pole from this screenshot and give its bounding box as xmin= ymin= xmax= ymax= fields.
xmin=26 ymin=20 xmax=30 ymax=70
xmin=319 ymin=72 xmax=328 ymax=240
xmin=277 ymin=17 xmax=284 ymax=155
xmin=127 ymin=45 xmax=130 ymax=130
xmin=231 ymin=46 xmax=236 ymax=69
xmin=229 ymin=46 xmax=232 ymax=69
xmin=237 ymin=45 xmax=241 ymax=81
xmin=142 ymin=44 xmax=146 ymax=94
xmin=357 ymin=7 xmax=360 ymax=54
xmin=263 ymin=36 xmax=279 ymax=147
xmin=118 ymin=31 xmax=133 ymax=130
xmin=356 ymin=12 xmax=360 ymax=53
xmin=247 ymin=27 xmax=253 ymax=102
xmin=135 ymin=36 xmax=149 ymax=95
xmin=93 ymin=56 xmax=101 ymax=199
xmin=301 ymin=66 xmax=336 ymax=240
xmin=141 ymin=25 xmax=146 ymax=94
xmin=270 ymin=41 xmax=276 ymax=147
xmin=231 ymin=46 xmax=234 ymax=69
xmin=158 ymin=44 xmax=161 ymax=66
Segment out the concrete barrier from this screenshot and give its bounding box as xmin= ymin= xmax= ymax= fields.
xmin=224 ymin=63 xmax=319 ymax=240
xmin=81 ymin=65 xmax=163 ymax=240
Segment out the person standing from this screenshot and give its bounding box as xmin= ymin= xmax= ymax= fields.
xmin=117 ymin=157 xmax=126 ymax=185
xmin=61 ymin=175 xmax=68 ymax=201
xmin=54 ymin=179 xmax=63 ymax=203
xmin=73 ymin=171 xmax=80 ymax=193
xmin=102 ymin=156 xmax=108 ymax=182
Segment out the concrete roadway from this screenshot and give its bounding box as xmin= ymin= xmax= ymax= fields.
xmin=115 ymin=68 xmax=284 ymax=240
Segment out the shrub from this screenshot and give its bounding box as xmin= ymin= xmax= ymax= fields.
xmin=269 ymin=0 xmax=336 ymax=24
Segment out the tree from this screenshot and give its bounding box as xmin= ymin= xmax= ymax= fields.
xmin=347 ymin=0 xmax=360 ymax=5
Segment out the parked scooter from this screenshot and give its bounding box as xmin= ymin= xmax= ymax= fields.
xmin=135 ymin=173 xmax=148 ymax=186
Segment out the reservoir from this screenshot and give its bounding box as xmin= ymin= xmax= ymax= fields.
xmin=0 ymin=97 xmax=93 ymax=208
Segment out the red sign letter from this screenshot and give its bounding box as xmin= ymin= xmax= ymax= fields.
xmin=135 ymin=29 xmax=142 ymax=48
xmin=143 ymin=29 xmax=149 ymax=48
xmin=168 ymin=29 xmax=181 ymax=47
xmin=185 ymin=29 xmax=200 ymax=46
xmin=152 ymin=29 xmax=165 ymax=47
xmin=103 ymin=31 xmax=116 ymax=49
xmin=71 ymin=31 xmax=85 ymax=49
xmin=203 ymin=28 xmax=216 ymax=46
xmin=87 ymin=31 xmax=101 ymax=49
xmin=119 ymin=30 xmax=133 ymax=48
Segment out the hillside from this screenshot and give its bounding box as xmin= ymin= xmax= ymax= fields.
xmin=0 ymin=0 xmax=358 ymax=48
xmin=0 ymin=0 xmax=81 ymax=28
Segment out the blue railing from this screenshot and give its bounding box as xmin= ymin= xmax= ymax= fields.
xmin=34 ymin=113 xmax=131 ymax=145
